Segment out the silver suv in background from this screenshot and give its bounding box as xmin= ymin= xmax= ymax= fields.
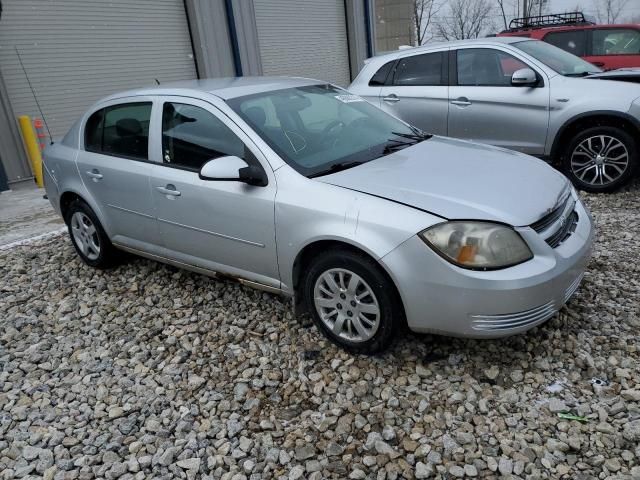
xmin=349 ymin=37 xmax=640 ymax=192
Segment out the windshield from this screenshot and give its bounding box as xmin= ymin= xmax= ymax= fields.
xmin=227 ymin=84 xmax=422 ymax=177
xmin=514 ymin=40 xmax=602 ymax=76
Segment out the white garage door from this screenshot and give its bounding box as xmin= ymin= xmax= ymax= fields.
xmin=253 ymin=0 xmax=351 ymax=87
xmin=0 ymin=0 xmax=198 ymax=140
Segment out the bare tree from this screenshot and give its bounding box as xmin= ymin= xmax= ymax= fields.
xmin=434 ymin=0 xmax=495 ymax=40
xmin=413 ymin=0 xmax=441 ymax=45
xmin=496 ymin=0 xmax=511 ymax=30
xmin=595 ymin=0 xmax=629 ymax=23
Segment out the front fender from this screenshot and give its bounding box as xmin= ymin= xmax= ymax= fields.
xmin=274 ymin=167 xmax=441 ymax=293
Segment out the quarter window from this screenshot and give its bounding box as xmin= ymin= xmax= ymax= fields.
xmin=544 ymin=30 xmax=587 ymax=57
xmin=457 ymin=49 xmax=529 ymax=86
xmin=592 ymin=29 xmax=640 ymax=55
xmin=84 ymin=102 xmax=152 ymax=160
xmin=369 ymin=60 xmax=395 ymax=86
xmin=394 ymin=52 xmax=444 ymax=86
xmin=162 ymin=102 xmax=245 ymax=171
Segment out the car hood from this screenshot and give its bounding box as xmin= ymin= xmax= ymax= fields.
xmin=316 ymin=136 xmax=570 ymax=226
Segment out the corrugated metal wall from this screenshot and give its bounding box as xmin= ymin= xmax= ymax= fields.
xmin=0 ymin=0 xmax=198 ymax=145
xmin=253 ymin=0 xmax=351 ymax=86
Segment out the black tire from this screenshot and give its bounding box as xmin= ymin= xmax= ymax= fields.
xmin=562 ymin=126 xmax=637 ymax=193
xmin=65 ymin=199 xmax=119 ymax=269
xmin=302 ymin=249 xmax=404 ymax=354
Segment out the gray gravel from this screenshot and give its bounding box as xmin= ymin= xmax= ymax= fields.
xmin=1 ymin=180 xmax=640 ymax=480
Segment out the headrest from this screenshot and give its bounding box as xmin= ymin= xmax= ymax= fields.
xmin=116 ymin=118 xmax=142 ymax=137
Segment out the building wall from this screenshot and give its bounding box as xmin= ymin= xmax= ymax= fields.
xmin=373 ymin=0 xmax=415 ymax=53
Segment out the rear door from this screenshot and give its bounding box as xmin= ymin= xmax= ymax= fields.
xmin=147 ymin=96 xmax=280 ymax=288
xmin=378 ymin=50 xmax=449 ymax=135
xmin=543 ymin=29 xmax=588 ymax=59
xmin=447 ymin=47 xmax=550 ymax=155
xmin=586 ymin=27 xmax=640 ymax=70
xmin=76 ymin=99 xmax=160 ymax=250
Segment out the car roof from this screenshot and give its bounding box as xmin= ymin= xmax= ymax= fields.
xmin=98 ymin=76 xmax=324 ymax=103
xmin=368 ymin=36 xmax=532 ymax=62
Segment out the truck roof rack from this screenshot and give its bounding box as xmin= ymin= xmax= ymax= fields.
xmin=502 ymin=12 xmax=594 ymax=33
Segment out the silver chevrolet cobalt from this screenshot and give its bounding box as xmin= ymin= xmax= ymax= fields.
xmin=43 ymin=77 xmax=593 ymax=353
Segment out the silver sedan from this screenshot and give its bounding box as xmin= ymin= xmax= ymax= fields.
xmin=43 ymin=77 xmax=593 ymax=353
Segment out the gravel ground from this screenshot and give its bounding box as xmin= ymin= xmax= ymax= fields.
xmin=1 ymin=181 xmax=639 ymax=480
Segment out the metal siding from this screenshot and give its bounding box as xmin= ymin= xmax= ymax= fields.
xmin=0 ymin=0 xmax=197 ymax=142
xmin=253 ymin=0 xmax=351 ymax=87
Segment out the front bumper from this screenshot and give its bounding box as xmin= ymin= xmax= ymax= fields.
xmin=380 ymin=197 xmax=593 ymax=338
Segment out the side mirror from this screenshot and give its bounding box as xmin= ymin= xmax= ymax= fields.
xmin=511 ymin=68 xmax=538 ymax=87
xmin=199 ymin=156 xmax=267 ymax=187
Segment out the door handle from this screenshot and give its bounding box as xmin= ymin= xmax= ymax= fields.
xmin=383 ymin=94 xmax=400 ymax=103
xmin=156 ymin=185 xmax=181 ymax=197
xmin=86 ymin=169 xmax=103 ymax=181
xmin=592 ymin=62 xmax=605 ymax=68
xmin=451 ymin=97 xmax=472 ymax=106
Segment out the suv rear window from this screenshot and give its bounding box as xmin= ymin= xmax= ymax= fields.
xmin=544 ymin=30 xmax=587 ymax=57
xmin=394 ymin=52 xmax=444 ymax=86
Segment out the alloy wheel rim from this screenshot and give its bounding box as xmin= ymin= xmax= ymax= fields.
xmin=570 ymin=135 xmax=629 ymax=186
xmin=71 ymin=212 xmax=100 ymax=261
xmin=313 ymin=268 xmax=380 ymax=342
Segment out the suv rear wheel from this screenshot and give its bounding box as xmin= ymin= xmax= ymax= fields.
xmin=563 ymin=126 xmax=637 ymax=193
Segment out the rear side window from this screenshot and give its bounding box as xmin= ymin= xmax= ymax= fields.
xmin=394 ymin=52 xmax=444 ymax=86
xmin=84 ymin=102 xmax=152 ymax=160
xmin=162 ymin=102 xmax=245 ymax=171
xmin=369 ymin=61 xmax=395 ymax=86
xmin=544 ymin=30 xmax=587 ymax=57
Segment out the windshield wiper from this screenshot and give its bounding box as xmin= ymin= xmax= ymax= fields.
xmin=392 ymin=129 xmax=433 ymax=142
xmin=565 ymin=71 xmax=597 ymax=77
xmin=308 ymin=160 xmax=366 ymax=178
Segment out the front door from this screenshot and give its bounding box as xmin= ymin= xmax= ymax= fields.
xmin=378 ymin=51 xmax=449 ymax=135
xmin=76 ymin=100 xmax=159 ymax=249
xmin=148 ymin=97 xmax=280 ymax=288
xmin=447 ymin=47 xmax=550 ymax=155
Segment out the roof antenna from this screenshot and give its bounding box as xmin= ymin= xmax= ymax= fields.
xmin=14 ymin=46 xmax=54 ymax=144
xmin=155 ymin=78 xmax=160 ymax=85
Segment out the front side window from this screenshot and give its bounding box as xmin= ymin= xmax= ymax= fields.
xmin=394 ymin=52 xmax=444 ymax=86
xmin=515 ymin=40 xmax=601 ymax=76
xmin=85 ymin=102 xmax=152 ymax=160
xmin=593 ymin=28 xmax=640 ymax=55
xmin=544 ymin=30 xmax=587 ymax=57
xmin=228 ymin=84 xmax=422 ymax=178
xmin=457 ymin=49 xmax=528 ymax=86
xmin=162 ymin=103 xmax=245 ymax=171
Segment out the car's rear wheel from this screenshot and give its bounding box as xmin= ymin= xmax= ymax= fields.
xmin=563 ymin=126 xmax=637 ymax=193
xmin=65 ymin=199 xmax=118 ymax=268
xmin=302 ymin=249 xmax=403 ymax=354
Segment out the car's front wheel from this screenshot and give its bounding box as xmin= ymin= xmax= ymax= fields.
xmin=563 ymin=126 xmax=637 ymax=193
xmin=65 ymin=199 xmax=118 ymax=268
xmin=302 ymin=249 xmax=403 ymax=354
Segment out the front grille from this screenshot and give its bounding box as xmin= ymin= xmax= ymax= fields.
xmin=530 ymin=194 xmax=570 ymax=233
xmin=470 ymin=301 xmax=557 ymax=331
xmin=545 ymin=211 xmax=578 ymax=248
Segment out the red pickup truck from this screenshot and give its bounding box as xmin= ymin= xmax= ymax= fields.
xmin=496 ymin=13 xmax=640 ymax=70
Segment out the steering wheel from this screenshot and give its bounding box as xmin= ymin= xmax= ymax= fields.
xmin=320 ymin=120 xmax=346 ymax=147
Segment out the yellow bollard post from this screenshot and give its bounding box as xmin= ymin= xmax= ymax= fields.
xmin=18 ymin=115 xmax=44 ymax=188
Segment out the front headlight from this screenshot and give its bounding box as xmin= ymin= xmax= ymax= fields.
xmin=419 ymin=221 xmax=533 ymax=270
